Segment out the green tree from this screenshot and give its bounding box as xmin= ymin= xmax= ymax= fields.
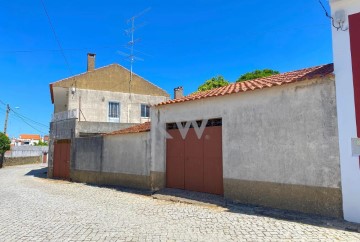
xmin=35 ymin=140 xmax=48 ymax=146
xmin=236 ymin=69 xmax=279 ymax=82
xmin=197 ymin=75 xmax=229 ymax=92
xmin=0 ymin=132 xmax=11 ymax=168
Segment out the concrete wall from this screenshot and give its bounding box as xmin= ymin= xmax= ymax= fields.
xmin=102 ymin=133 xmax=151 ymax=175
xmin=151 ymin=76 xmax=342 ymax=217
xmin=67 ymin=88 xmax=168 ymax=123
xmin=5 ymin=146 xmax=48 ymax=158
xmin=71 ymin=132 xmax=151 ymax=189
xmin=76 ymin=122 xmax=136 ymax=137
xmin=48 ymin=119 xmax=136 ymax=176
xmin=330 ymin=0 xmax=360 ymax=223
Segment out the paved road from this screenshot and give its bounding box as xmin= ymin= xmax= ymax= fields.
xmin=1 ymin=164 xmax=360 ymax=241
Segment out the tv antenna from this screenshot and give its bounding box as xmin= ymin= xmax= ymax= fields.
xmin=123 ymin=7 xmax=150 ymax=122
xmin=124 ymin=7 xmax=150 ymax=87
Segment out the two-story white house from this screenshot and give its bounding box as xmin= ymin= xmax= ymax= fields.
xmin=48 ymin=53 xmax=169 ymax=179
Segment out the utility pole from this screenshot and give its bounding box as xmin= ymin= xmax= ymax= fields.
xmin=3 ymin=104 xmax=10 ymax=134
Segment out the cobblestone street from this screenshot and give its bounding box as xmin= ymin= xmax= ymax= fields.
xmin=1 ymin=164 xmax=360 ymax=241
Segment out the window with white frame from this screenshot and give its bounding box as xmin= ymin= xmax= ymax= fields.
xmin=141 ymin=104 xmax=150 ymax=118
xmin=108 ymin=102 xmax=120 ymax=122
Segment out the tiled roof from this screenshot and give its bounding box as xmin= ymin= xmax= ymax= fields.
xmin=19 ymin=134 xmax=41 ymax=140
xmin=157 ymin=63 xmax=334 ymax=106
xmin=105 ymin=122 xmax=151 ymax=136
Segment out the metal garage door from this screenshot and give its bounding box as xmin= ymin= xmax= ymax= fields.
xmin=166 ymin=119 xmax=223 ymax=195
xmin=53 ymin=139 xmax=71 ymax=180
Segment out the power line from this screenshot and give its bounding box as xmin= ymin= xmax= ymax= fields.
xmin=40 ymin=0 xmax=73 ymax=75
xmin=0 ymin=99 xmax=49 ymax=133
xmin=10 ymin=109 xmax=49 ymax=128
xmin=0 ymin=44 xmax=128 ymax=54
xmin=10 ymin=112 xmax=48 ymax=135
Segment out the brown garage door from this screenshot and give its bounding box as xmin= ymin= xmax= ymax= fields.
xmin=166 ymin=119 xmax=223 ymax=195
xmin=53 ymin=139 xmax=71 ymax=180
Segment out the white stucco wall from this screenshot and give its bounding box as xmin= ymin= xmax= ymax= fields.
xmin=53 ymin=87 xmax=68 ymax=113
xmin=65 ymin=88 xmax=168 ymax=123
xmin=330 ymin=0 xmax=360 ymax=223
xmin=151 ymin=77 xmax=340 ymax=189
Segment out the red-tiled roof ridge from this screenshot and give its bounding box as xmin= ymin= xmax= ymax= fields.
xmin=157 ymin=63 xmax=334 ymax=106
xmin=19 ymin=134 xmax=41 ymax=140
xmin=105 ymin=122 xmax=151 ymax=136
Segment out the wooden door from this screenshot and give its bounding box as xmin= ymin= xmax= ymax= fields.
xmin=53 ymin=139 xmax=70 ymax=180
xmin=166 ymin=119 xmax=223 ymax=195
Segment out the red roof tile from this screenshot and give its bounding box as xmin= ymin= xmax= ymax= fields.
xmin=157 ymin=63 xmax=334 ymax=106
xmin=105 ymin=122 xmax=151 ymax=136
xmin=19 ymin=134 xmax=41 ymax=140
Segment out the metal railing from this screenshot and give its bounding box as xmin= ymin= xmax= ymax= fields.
xmin=51 ymin=109 xmax=78 ymax=122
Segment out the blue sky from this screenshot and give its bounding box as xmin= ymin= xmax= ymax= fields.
xmin=0 ymin=0 xmax=333 ymax=137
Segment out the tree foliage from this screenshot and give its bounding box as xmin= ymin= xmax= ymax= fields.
xmin=35 ymin=140 xmax=48 ymax=146
xmin=197 ymin=75 xmax=229 ymax=92
xmin=236 ymin=69 xmax=279 ymax=82
xmin=0 ymin=132 xmax=10 ymax=154
xmin=0 ymin=132 xmax=10 ymax=168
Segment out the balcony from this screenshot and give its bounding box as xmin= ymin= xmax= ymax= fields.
xmin=51 ymin=109 xmax=78 ymax=122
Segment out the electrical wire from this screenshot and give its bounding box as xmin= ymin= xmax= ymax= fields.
xmin=0 ymin=44 xmax=128 ymax=54
xmin=10 ymin=109 xmax=49 ymax=128
xmin=10 ymin=112 xmax=48 ymax=135
xmin=0 ymin=99 xmax=49 ymax=134
xmin=318 ymin=0 xmax=348 ymax=31
xmin=40 ymin=0 xmax=73 ymax=75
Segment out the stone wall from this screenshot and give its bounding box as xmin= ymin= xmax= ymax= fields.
xmin=4 ymin=156 xmax=41 ymax=167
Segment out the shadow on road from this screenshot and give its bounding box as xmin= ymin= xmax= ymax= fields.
xmin=153 ymin=188 xmax=360 ymax=233
xmin=21 ymin=167 xmax=360 ymax=234
xmin=85 ymin=183 xmax=153 ymax=196
xmin=25 ymin=167 xmax=48 ymax=178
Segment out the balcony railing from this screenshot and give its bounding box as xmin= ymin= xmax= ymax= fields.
xmin=51 ymin=109 xmax=78 ymax=122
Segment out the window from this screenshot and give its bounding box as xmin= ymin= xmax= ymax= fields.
xmin=108 ymin=102 xmax=120 ymax=122
xmin=141 ymin=104 xmax=150 ymax=118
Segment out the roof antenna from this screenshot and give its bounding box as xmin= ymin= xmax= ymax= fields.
xmin=124 ymin=8 xmax=149 ymax=87
xmin=122 ymin=7 xmax=150 ymax=122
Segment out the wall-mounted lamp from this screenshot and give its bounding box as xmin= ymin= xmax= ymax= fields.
xmin=319 ymin=1 xmax=348 ymax=32
xmin=333 ymin=10 xmax=349 ymax=31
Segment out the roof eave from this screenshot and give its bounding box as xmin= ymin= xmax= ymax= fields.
xmin=50 ymin=83 xmax=54 ymax=104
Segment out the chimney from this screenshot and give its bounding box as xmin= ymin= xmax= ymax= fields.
xmin=87 ymin=53 xmax=96 ymax=72
xmin=174 ymin=86 xmax=184 ymax=99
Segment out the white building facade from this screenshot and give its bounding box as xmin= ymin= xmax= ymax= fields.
xmin=330 ymin=0 xmax=360 ymax=223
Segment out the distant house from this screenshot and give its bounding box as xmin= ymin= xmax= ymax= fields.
xmin=43 ymin=135 xmax=49 ymax=143
xmin=48 ymin=53 xmax=169 ymax=179
xmin=18 ymin=134 xmax=41 ymax=146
